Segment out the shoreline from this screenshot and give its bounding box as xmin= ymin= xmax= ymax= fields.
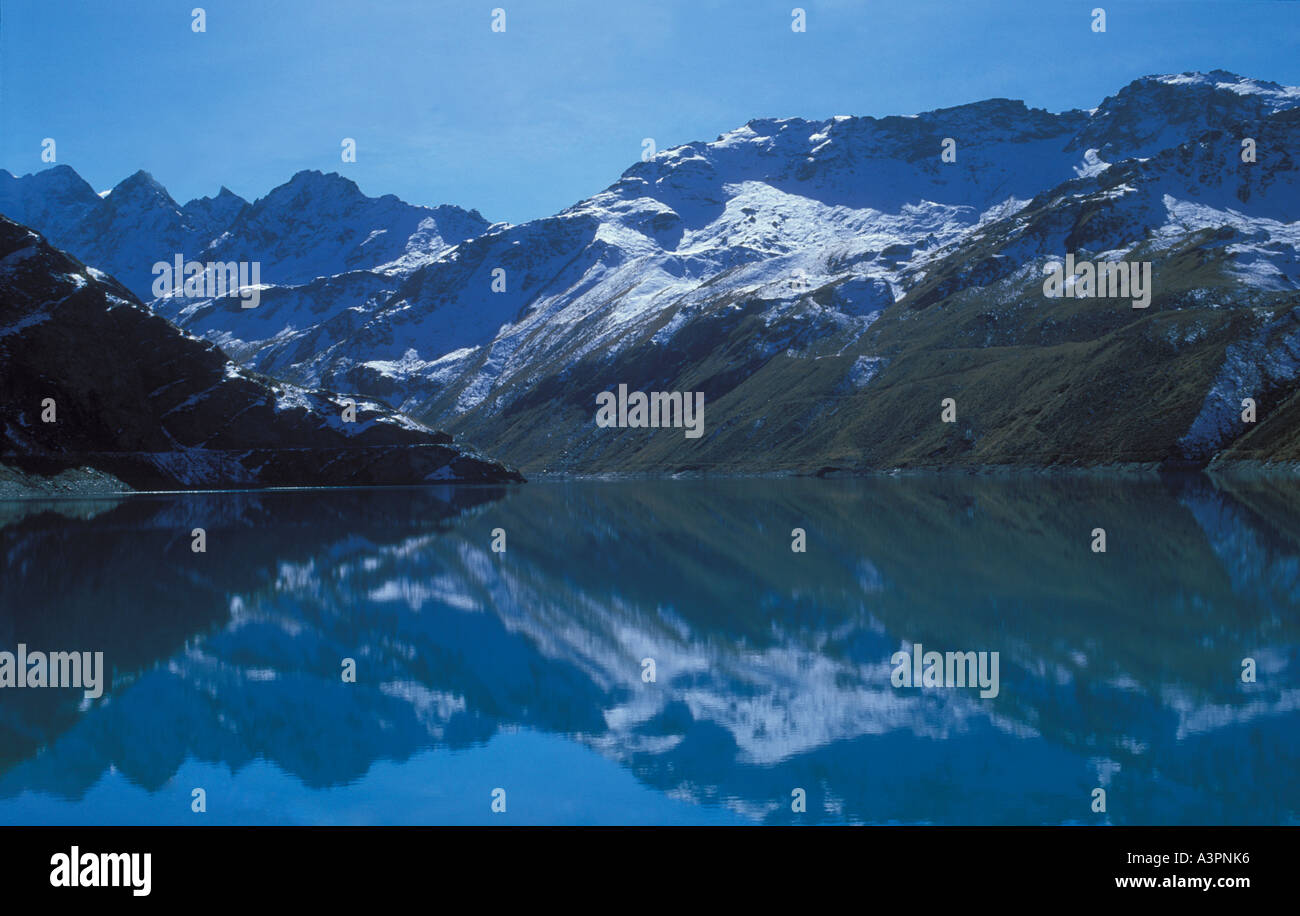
xmin=5 ymin=459 xmax=1300 ymax=502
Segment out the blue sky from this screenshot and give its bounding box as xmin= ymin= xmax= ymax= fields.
xmin=2 ymin=0 xmax=1298 ymax=224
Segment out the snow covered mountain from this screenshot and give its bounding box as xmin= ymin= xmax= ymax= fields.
xmin=0 ymin=216 xmax=521 ymax=489
xmin=6 ymin=70 xmax=1300 ymax=473
xmin=0 ymin=166 xmax=490 ymax=301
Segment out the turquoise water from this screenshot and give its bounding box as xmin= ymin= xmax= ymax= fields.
xmin=0 ymin=476 xmax=1297 ymax=824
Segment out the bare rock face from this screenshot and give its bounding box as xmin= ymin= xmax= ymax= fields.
xmin=0 ymin=216 xmax=523 ymax=489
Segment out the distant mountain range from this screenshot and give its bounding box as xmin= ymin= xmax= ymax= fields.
xmin=0 ymin=166 xmax=491 ymax=299
xmin=4 ymin=70 xmax=1300 ymax=478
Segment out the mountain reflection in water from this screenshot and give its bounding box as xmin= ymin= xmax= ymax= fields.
xmin=0 ymin=476 xmax=1296 ymax=824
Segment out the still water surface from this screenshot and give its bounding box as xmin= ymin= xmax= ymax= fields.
xmin=1 ymin=476 xmax=1296 ymax=824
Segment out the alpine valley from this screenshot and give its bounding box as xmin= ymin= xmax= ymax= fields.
xmin=5 ymin=70 xmax=1300 ymax=479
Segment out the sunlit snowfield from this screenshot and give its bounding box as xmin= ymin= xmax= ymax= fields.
xmin=1 ymin=476 xmax=1297 ymax=825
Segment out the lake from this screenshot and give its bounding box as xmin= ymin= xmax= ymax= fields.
xmin=1 ymin=475 xmax=1297 ymax=824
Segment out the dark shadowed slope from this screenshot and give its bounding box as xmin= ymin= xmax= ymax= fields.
xmin=0 ymin=216 xmax=522 ymax=489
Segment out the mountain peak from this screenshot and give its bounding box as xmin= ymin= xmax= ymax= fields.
xmin=179 ymin=185 xmax=249 ymax=237
xmin=242 ymin=170 xmax=369 ymax=214
xmin=1144 ymin=69 xmax=1251 ymax=88
xmin=37 ymin=163 xmax=85 ymax=182
xmin=182 ymin=185 xmax=248 ymax=209
xmin=1117 ymin=70 xmax=1300 ymax=109
xmin=111 ymin=169 xmax=176 ymax=205
xmin=286 ymin=169 xmax=361 ymax=194
xmin=1 ymin=163 xmax=95 ymax=192
xmin=0 ymin=165 xmax=102 ymax=239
